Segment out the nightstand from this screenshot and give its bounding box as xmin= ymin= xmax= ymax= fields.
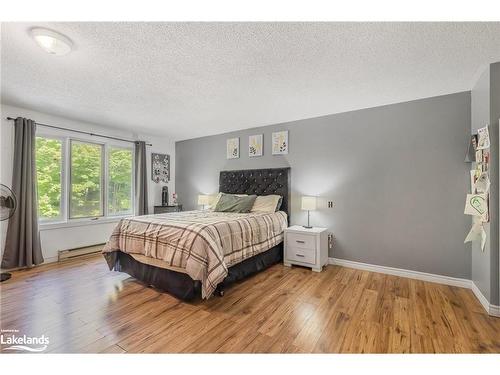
xmin=153 ymin=205 xmax=182 ymax=214
xmin=284 ymin=225 xmax=328 ymax=272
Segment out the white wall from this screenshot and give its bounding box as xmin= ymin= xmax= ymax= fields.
xmin=0 ymin=103 xmax=175 ymax=264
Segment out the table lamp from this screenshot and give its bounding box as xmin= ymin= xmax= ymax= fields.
xmin=198 ymin=194 xmax=210 ymax=210
xmin=301 ymin=196 xmax=317 ymax=228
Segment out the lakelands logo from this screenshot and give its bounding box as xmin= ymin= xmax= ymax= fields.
xmin=1 ymin=329 xmax=49 ymax=352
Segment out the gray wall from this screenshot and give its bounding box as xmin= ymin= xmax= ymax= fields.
xmin=488 ymin=63 xmax=499 ymax=306
xmin=176 ymin=92 xmax=471 ymax=279
xmin=471 ymin=62 xmax=500 ymax=306
xmin=471 ymin=67 xmax=492 ymax=301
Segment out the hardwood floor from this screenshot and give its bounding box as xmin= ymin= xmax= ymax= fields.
xmin=1 ymin=254 xmax=499 ymax=353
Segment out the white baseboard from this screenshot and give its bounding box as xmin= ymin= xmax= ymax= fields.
xmin=490 ymin=305 xmax=500 ymax=317
xmin=471 ymin=282 xmax=490 ymax=312
xmin=471 ymin=282 xmax=500 ymax=317
xmin=329 ymin=257 xmax=500 ymax=317
xmin=329 ymin=257 xmax=471 ymax=288
xmin=42 ymin=255 xmax=59 ymax=264
xmin=1 ymin=255 xmax=59 ymax=272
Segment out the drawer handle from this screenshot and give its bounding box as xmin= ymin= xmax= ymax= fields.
xmin=295 ymin=253 xmax=305 ymax=257
xmin=296 ymin=240 xmax=305 ymax=244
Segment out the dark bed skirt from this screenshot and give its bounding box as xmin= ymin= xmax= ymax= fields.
xmin=103 ymin=243 xmax=283 ymax=301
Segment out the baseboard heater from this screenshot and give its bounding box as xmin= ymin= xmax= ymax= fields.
xmin=58 ymin=244 xmax=105 ymax=261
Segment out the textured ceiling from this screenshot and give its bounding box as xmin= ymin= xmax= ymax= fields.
xmin=2 ymin=22 xmax=500 ymax=140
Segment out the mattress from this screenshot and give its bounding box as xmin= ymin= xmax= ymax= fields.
xmin=102 ymin=210 xmax=288 ymax=298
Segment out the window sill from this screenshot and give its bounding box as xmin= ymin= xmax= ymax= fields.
xmin=39 ymin=215 xmax=133 ymax=231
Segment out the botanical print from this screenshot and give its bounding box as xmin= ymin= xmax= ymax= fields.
xmin=151 ymin=153 xmax=170 ymax=183
xmin=272 ymin=130 xmax=288 ymax=155
xmin=249 ymin=134 xmax=263 ymax=157
xmin=227 ymin=137 xmax=239 ymax=159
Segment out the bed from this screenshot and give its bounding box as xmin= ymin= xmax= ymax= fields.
xmin=102 ymin=167 xmax=290 ymax=300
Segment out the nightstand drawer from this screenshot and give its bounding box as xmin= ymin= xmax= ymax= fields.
xmin=286 ymin=232 xmax=315 ymax=250
xmin=286 ymin=246 xmax=316 ymax=265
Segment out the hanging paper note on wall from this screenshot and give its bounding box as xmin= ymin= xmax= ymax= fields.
xmin=477 ymin=125 xmax=490 ymax=150
xmin=475 ymin=149 xmax=483 ymax=163
xmin=470 ymin=170 xmax=476 ymax=193
xmin=464 ymin=216 xmax=487 ymax=252
xmin=474 ymin=172 xmax=490 ymax=193
xmin=465 ymin=134 xmax=477 ymax=162
xmin=482 ymin=151 xmax=490 ymax=172
xmin=464 ymin=193 xmax=488 ymax=222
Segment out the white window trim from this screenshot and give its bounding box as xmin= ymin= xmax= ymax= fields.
xmin=39 ymin=215 xmax=133 ymax=231
xmin=36 ymin=130 xmax=135 ymax=229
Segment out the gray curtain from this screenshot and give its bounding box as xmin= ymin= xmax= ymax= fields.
xmin=135 ymin=141 xmax=148 ymax=215
xmin=2 ymin=117 xmax=44 ymax=268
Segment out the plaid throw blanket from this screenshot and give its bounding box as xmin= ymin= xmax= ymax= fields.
xmin=102 ymin=210 xmax=287 ymax=298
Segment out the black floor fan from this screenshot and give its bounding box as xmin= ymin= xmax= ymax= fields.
xmin=0 ymin=183 xmax=17 ymax=282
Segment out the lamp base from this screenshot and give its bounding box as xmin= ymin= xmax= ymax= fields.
xmin=303 ymin=225 xmax=313 ymax=229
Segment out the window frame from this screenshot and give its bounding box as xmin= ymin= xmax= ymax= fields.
xmin=35 ymin=130 xmax=135 ymax=228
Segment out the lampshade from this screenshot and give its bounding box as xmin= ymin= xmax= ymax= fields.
xmin=198 ymin=194 xmax=210 ymax=205
xmin=301 ymin=196 xmax=317 ymax=211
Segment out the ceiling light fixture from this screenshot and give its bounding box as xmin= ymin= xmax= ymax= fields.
xmin=31 ymin=28 xmax=73 ymax=56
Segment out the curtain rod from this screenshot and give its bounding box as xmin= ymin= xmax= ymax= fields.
xmin=6 ymin=117 xmax=152 ymax=146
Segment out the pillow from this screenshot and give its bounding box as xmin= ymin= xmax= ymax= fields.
xmin=275 ymin=196 xmax=283 ymax=211
xmin=250 ymin=195 xmax=283 ymax=213
xmin=210 ymin=192 xmax=247 ymax=209
xmin=214 ymin=194 xmax=257 ymax=213
xmin=208 ymin=193 xmax=223 ymax=209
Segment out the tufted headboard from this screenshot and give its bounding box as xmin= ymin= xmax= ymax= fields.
xmin=219 ymin=168 xmax=291 ymax=218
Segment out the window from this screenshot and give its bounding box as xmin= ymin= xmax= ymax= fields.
xmin=108 ymin=147 xmax=133 ymax=215
xmin=35 ymin=134 xmax=134 ymax=224
xmin=36 ymin=137 xmax=63 ymax=220
xmin=70 ymin=141 xmax=104 ymax=218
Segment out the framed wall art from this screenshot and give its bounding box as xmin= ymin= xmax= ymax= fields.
xmin=227 ymin=137 xmax=240 ymax=159
xmin=249 ymin=134 xmax=263 ymax=157
xmin=272 ymin=130 xmax=288 ymax=155
xmin=151 ymin=153 xmax=170 ymax=183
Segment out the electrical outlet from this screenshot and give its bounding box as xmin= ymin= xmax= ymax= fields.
xmin=328 ymin=233 xmax=335 ymax=249
xmin=328 ymin=201 xmax=334 ymax=208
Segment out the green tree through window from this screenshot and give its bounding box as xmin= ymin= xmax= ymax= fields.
xmin=36 ymin=136 xmax=134 ymax=221
xmin=36 ymin=137 xmax=62 ymax=219
xmin=70 ymin=141 xmax=103 ymax=218
xmin=108 ymin=147 xmax=133 ymax=215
